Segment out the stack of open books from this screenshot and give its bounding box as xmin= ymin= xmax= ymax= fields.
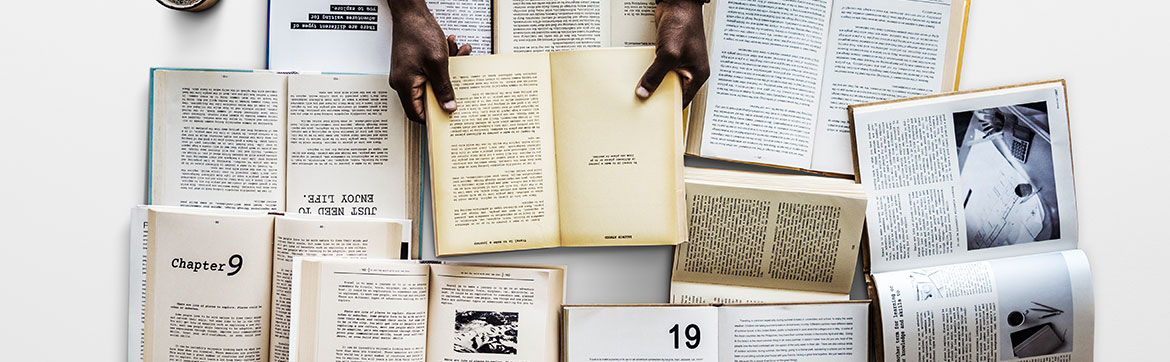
xmin=130 ymin=1 xmax=1095 ymax=361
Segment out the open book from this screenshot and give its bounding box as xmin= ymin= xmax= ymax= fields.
xmin=129 ymin=206 xmax=410 ymax=362
xmin=267 ymin=0 xmax=493 ymax=73
xmin=495 ymin=0 xmax=657 ymax=53
xmin=563 ymin=302 xmax=870 ymax=361
xmin=289 ymin=258 xmax=565 ymax=362
xmin=686 ymin=0 xmax=970 ymax=177
xmin=425 ymin=47 xmax=686 ymax=256
xmin=849 ymin=81 xmax=1094 ymax=361
xmin=670 ymin=167 xmax=867 ymax=303
xmin=148 ymin=68 xmax=423 ymax=256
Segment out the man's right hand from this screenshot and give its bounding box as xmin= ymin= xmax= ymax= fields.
xmin=388 ymin=0 xmax=471 ymax=124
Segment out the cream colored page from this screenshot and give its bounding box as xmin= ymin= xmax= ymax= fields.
xmin=609 ymin=0 xmax=657 ymax=47
xmin=808 ymin=0 xmax=954 ymax=175
xmin=549 ymin=47 xmax=685 ymax=247
xmin=144 ymin=209 xmax=274 ymax=362
xmin=564 ymin=306 xmax=720 ymax=362
xmin=269 ymin=216 xmax=405 ymax=362
xmin=718 ymin=303 xmax=869 ymax=361
xmin=426 ymin=264 xmax=559 ymax=362
xmin=427 ymin=54 xmax=562 ymax=256
xmin=672 ymin=182 xmax=866 ymax=294
xmin=285 ymin=74 xmax=408 ymax=220
xmin=496 ymin=0 xmax=610 ymax=53
xmin=292 ymin=259 xmax=430 ymax=362
xmin=669 ymin=281 xmax=848 ymax=304
xmin=150 ymin=70 xmax=287 ymax=211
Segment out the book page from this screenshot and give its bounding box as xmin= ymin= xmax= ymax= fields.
xmin=269 ymin=215 xmax=405 ymax=362
xmin=427 ymin=0 xmax=493 ymax=55
xmin=150 ymin=70 xmax=287 ymax=211
xmin=809 ymin=0 xmax=955 ymax=175
xmin=128 ymin=206 xmax=148 ymax=362
xmin=267 ymin=0 xmax=490 ymax=73
xmin=609 ymin=0 xmax=658 ymax=47
xmin=873 ymin=250 xmax=1093 ymax=362
xmin=853 ymin=81 xmax=1078 ymax=273
xmin=496 ymin=0 xmax=610 ymax=53
xmin=549 ymin=47 xmax=685 ymax=247
xmin=564 ymin=306 xmax=719 ymax=362
xmin=671 ymin=181 xmax=866 ymax=294
xmin=289 ymin=259 xmax=430 ymax=362
xmin=144 ymin=208 xmax=274 ymax=362
xmin=718 ymin=303 xmax=869 ymax=361
xmin=425 ymin=264 xmax=564 ymax=362
xmin=669 ymin=281 xmax=849 ymax=304
xmin=426 ymin=53 xmax=562 ymax=256
xmin=695 ymin=0 xmax=834 ymax=169
xmin=286 ymin=74 xmax=410 ymax=222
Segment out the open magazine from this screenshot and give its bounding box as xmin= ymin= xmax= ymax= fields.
xmin=849 ymin=81 xmax=1094 ymax=361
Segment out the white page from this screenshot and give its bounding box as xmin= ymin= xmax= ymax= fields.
xmin=289 ymin=258 xmax=430 ymax=362
xmin=564 ymin=306 xmax=720 ymax=362
xmin=854 ymin=82 xmax=1078 ymax=273
xmin=285 ymin=74 xmax=408 ymax=220
xmin=697 ymin=0 xmax=834 ymax=169
xmin=496 ymin=0 xmax=611 ymax=53
xmin=809 ymin=0 xmax=954 ymax=175
xmin=267 ymin=0 xmax=490 ymax=73
xmin=127 ymin=206 xmax=148 ymax=362
xmin=669 ymin=281 xmax=849 ymax=304
xmin=269 ymin=215 xmax=406 ymax=362
xmin=718 ymin=303 xmax=869 ymax=361
xmin=150 ymin=70 xmax=287 ymax=211
xmin=873 ymin=250 xmax=1093 ymax=362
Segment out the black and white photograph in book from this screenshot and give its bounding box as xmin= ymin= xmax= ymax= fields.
xmin=991 ymin=253 xmax=1074 ymax=359
xmin=953 ymin=101 xmax=1060 ymax=251
xmin=453 ymin=310 xmax=519 ymax=355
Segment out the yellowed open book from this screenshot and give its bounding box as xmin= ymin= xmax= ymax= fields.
xmin=426 ymin=47 xmax=686 ymax=256
xmin=686 ymin=0 xmax=971 ymax=177
xmin=290 ymin=258 xmax=565 ymax=362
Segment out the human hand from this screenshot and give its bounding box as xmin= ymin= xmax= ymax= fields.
xmin=388 ymin=0 xmax=472 ymax=124
xmin=636 ymin=0 xmax=709 ymax=107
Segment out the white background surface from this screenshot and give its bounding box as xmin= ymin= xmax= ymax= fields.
xmin=0 ymin=0 xmax=1166 ymax=360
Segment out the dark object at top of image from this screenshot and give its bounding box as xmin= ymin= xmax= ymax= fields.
xmin=157 ymin=0 xmax=219 ymax=12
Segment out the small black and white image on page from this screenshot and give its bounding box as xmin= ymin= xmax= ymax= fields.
xmin=991 ymin=253 xmax=1074 ymax=359
xmin=953 ymin=101 xmax=1060 ymax=251
xmin=453 ymin=310 xmax=518 ymax=354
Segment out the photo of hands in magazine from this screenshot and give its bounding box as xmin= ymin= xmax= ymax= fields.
xmin=953 ymin=102 xmax=1061 ymax=251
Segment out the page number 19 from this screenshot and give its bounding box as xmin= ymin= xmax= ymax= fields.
xmin=668 ymin=323 xmax=700 ymax=349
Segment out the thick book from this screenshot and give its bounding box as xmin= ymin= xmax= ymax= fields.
xmin=129 ymin=206 xmax=411 ymax=362
xmin=424 ymin=47 xmax=686 ymax=256
xmin=670 ymin=167 xmax=867 ymax=303
xmin=267 ymin=0 xmax=492 ymax=73
xmin=148 ymin=68 xmax=424 ymax=257
xmin=686 ymin=0 xmax=970 ymax=177
xmin=562 ymin=301 xmax=871 ymax=362
xmin=494 ymin=0 xmax=657 ymax=53
xmin=289 ymin=258 xmax=565 ymax=362
xmin=848 ymin=81 xmax=1094 ymax=361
